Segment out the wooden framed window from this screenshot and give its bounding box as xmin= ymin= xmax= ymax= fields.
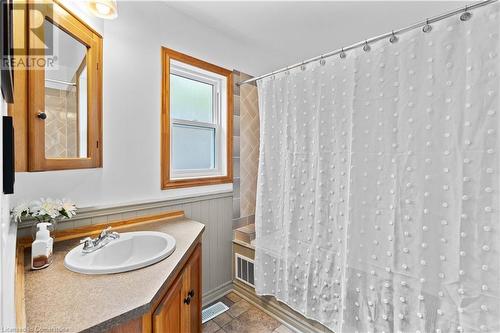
xmin=15 ymin=0 xmax=103 ymax=171
xmin=161 ymin=48 xmax=233 ymax=189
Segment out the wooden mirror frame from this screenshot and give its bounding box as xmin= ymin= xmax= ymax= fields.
xmin=9 ymin=0 xmax=102 ymax=171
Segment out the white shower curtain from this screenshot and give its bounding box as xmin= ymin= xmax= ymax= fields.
xmin=255 ymin=3 xmax=500 ymax=332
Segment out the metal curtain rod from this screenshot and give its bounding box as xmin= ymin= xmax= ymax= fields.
xmin=238 ymin=0 xmax=498 ymax=86
xmin=45 ymin=78 xmax=77 ymax=86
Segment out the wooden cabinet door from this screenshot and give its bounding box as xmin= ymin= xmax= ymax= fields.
xmin=181 ymin=245 xmax=202 ymax=333
xmin=152 ymin=274 xmax=183 ymax=333
xmin=152 ymin=244 xmax=202 ymax=333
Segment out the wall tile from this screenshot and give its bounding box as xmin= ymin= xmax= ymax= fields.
xmin=233 ymin=136 xmax=240 ymax=158
xmin=233 ymin=178 xmax=240 ymax=199
xmin=233 ymin=96 xmax=240 ymax=116
xmin=232 ymin=198 xmax=240 ymax=219
xmin=239 ymin=72 xmax=253 ymax=81
xmin=233 ymin=71 xmax=240 ymax=97
xmin=233 ymin=158 xmax=240 ymax=178
xmin=233 ymin=115 xmax=240 ymax=137
xmin=232 ymin=216 xmax=248 ymax=230
xmin=45 ymin=88 xmax=79 ymax=158
xmin=240 ymin=79 xmax=259 ymax=218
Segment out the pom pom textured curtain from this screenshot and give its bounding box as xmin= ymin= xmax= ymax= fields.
xmin=255 ymin=3 xmax=500 ymax=332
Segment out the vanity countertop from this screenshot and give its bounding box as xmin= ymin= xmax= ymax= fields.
xmin=22 ymin=217 xmax=205 ymax=333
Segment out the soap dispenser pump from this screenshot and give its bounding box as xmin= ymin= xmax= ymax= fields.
xmin=31 ymin=222 xmax=53 ymax=270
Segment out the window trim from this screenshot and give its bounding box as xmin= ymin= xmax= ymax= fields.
xmin=161 ymin=47 xmax=233 ymax=189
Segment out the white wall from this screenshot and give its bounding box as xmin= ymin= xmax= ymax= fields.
xmin=0 ymin=99 xmax=17 ymax=330
xmin=12 ymin=1 xmax=246 ymax=208
xmin=167 ymin=1 xmax=467 ymax=77
xmin=60 ymin=0 xmax=104 ymax=36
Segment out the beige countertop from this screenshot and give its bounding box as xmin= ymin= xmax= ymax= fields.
xmin=23 ymin=217 xmax=205 ymax=333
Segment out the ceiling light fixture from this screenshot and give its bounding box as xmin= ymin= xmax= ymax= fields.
xmin=87 ymin=0 xmax=118 ymax=19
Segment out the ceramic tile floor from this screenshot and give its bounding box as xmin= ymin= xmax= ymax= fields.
xmin=202 ymin=292 xmax=295 ymax=333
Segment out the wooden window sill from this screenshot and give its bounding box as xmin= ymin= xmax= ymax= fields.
xmin=162 ymin=176 xmax=233 ymax=190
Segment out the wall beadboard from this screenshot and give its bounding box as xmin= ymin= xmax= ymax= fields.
xmin=17 ymin=192 xmax=233 ymax=297
xmin=185 ymin=194 xmax=233 ymax=295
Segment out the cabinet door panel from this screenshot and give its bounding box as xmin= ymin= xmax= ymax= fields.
xmin=152 ymin=243 xmax=202 ymax=333
xmin=182 ymin=244 xmax=202 ymax=333
xmin=153 ymin=274 xmax=183 ymax=333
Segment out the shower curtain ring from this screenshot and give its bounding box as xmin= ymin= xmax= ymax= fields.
xmin=460 ymin=5 xmax=472 ymax=21
xmin=300 ymin=62 xmax=306 ymax=71
xmin=363 ymin=40 xmax=371 ymax=52
xmin=319 ymin=56 xmax=326 ymax=66
xmin=389 ymin=30 xmax=398 ymax=43
xmin=339 ymin=48 xmax=346 ymax=59
xmin=422 ymin=18 xmax=432 ymax=33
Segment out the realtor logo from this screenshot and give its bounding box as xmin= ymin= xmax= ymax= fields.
xmin=23 ymin=2 xmax=54 ymax=56
xmin=2 ymin=2 xmax=58 ymax=70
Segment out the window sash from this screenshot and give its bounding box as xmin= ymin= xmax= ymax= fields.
xmin=170 ymin=120 xmax=222 ymax=178
xmin=170 ymin=60 xmax=221 ymax=124
xmin=170 ymin=73 xmax=215 ymax=124
xmin=171 ymin=121 xmax=219 ymax=177
xmin=169 ymin=64 xmax=224 ymax=179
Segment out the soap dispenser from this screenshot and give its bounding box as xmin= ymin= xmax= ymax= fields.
xmin=31 ymin=222 xmax=53 ymax=270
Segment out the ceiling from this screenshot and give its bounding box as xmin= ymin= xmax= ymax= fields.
xmin=164 ymin=1 xmax=467 ymax=76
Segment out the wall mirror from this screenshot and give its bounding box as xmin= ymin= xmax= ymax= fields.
xmin=10 ymin=0 xmax=102 ymax=171
xmin=43 ymin=20 xmax=88 ymax=159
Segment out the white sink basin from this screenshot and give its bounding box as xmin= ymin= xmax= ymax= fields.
xmin=64 ymin=231 xmax=176 ymax=274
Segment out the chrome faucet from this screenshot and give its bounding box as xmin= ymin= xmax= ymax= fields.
xmin=80 ymin=226 xmax=120 ymax=253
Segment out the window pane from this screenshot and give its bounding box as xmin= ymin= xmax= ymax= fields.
xmin=172 ymin=124 xmax=215 ymax=170
xmin=170 ymin=74 xmax=213 ymax=123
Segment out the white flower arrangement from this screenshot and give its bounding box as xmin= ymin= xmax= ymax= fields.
xmin=11 ymin=198 xmax=77 ymax=223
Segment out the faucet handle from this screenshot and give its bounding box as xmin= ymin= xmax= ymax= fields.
xmin=109 ymin=231 xmax=120 ymax=239
xmin=99 ymin=226 xmax=112 ymax=238
xmin=80 ymin=236 xmax=93 ymax=244
xmin=80 ymin=237 xmax=94 ymax=250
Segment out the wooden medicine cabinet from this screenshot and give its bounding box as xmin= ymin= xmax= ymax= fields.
xmin=9 ymin=0 xmax=103 ymax=171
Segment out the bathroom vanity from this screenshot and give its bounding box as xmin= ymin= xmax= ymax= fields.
xmin=16 ymin=213 xmax=204 ymax=332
